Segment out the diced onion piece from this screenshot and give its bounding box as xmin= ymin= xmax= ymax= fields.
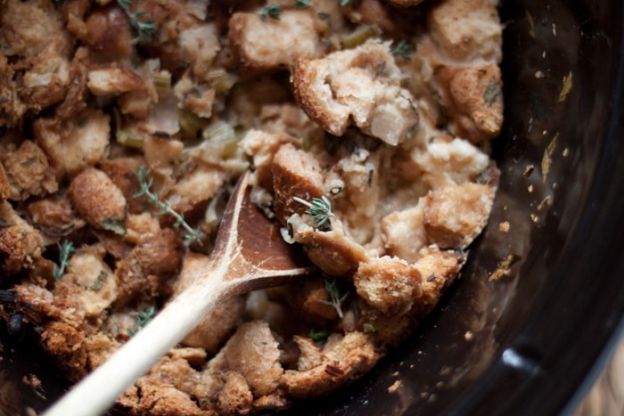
xmin=202 ymin=121 xmax=240 ymax=158
xmin=206 ymin=69 xmax=238 ymax=94
xmin=340 ymin=25 xmax=382 ymax=49
xmin=152 ymin=71 xmax=172 ymax=98
xmin=179 ymin=109 xmax=207 ymax=140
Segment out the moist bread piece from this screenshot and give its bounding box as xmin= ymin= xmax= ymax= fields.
xmin=293 ymin=40 xmax=419 ymax=145
xmin=229 ymin=10 xmax=320 ymax=70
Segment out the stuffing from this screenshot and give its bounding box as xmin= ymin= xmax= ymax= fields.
xmin=0 ymin=140 xmax=58 ymax=201
xmin=0 ymin=1 xmax=505 ymax=413
xmin=209 ymin=321 xmax=283 ymax=397
xmin=380 ymin=199 xmax=427 ymax=263
xmin=35 ymin=109 xmax=111 ymax=176
xmin=288 ymin=215 xmax=368 ymax=277
xmin=114 ymin=229 xmax=183 ymax=305
xmin=0 ymin=201 xmax=45 ymax=273
xmin=87 ymin=65 xmax=145 ymax=97
xmin=412 ymin=245 xmax=464 ymax=315
xmin=271 ymin=144 xmax=326 ymax=224
xmin=428 ymin=0 xmax=502 ymax=63
xmin=353 ymin=256 xmax=422 ymax=314
xmin=229 ymin=10 xmax=320 ymax=70
xmin=84 ymin=6 xmax=134 ymax=61
xmin=178 ymin=23 xmax=221 ymax=81
xmin=293 ymin=40 xmax=419 ymax=145
xmin=27 ymin=196 xmax=85 ymax=237
xmin=218 ymin=372 xmax=254 ymax=415
xmin=437 ymin=64 xmax=503 ymax=142
xmin=0 ymin=54 xmax=26 ymax=128
xmin=0 ymin=0 xmax=71 ymax=58
xmin=409 ymin=135 xmax=490 ymax=187
xmin=281 ymin=332 xmax=379 ymax=398
xmin=241 ymin=129 xmax=297 ymax=190
xmin=69 ymin=168 xmax=127 ymax=233
xmin=423 ymin=182 xmax=495 ymax=249
xmin=54 ymin=248 xmax=117 ymax=318
xmin=19 ymin=44 xmax=71 ymax=111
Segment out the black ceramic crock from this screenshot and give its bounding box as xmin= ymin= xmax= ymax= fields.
xmin=1 ymin=0 xmax=623 ymax=415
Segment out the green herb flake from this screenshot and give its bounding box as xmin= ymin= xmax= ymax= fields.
xmin=483 ymin=81 xmax=502 ymax=106
xmin=0 ymin=220 xmax=10 ymax=228
xmin=91 ymin=271 xmax=109 ymax=291
xmin=295 ymin=0 xmax=313 ymax=8
xmin=309 ymin=329 xmax=329 ymax=342
xmin=363 ymin=323 xmax=377 ymax=334
xmin=128 ymin=306 xmax=156 ymax=337
xmin=135 ymin=166 xmax=201 ymax=246
xmin=391 ymin=40 xmax=412 ymax=58
xmin=339 ymin=0 xmax=351 ymax=6
xmin=293 ymin=196 xmax=334 ymax=230
xmin=100 ymin=218 xmax=126 ymax=236
xmin=116 ymin=0 xmax=156 ymax=43
xmin=260 ymin=4 xmax=282 ymax=20
xmin=53 ymin=240 xmax=75 ymax=281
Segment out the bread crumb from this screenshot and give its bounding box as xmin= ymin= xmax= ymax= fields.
xmin=523 ymin=164 xmax=534 ymax=177
xmin=498 ymin=221 xmax=510 ymax=233
xmin=387 ymin=379 xmax=402 ymax=393
xmin=464 ymin=331 xmax=474 ymax=341
xmin=488 ymin=254 xmax=518 ymax=281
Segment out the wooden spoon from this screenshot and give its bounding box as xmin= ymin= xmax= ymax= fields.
xmin=44 ymin=171 xmax=311 ymax=416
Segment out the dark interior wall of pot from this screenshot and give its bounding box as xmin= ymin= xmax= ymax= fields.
xmin=1 ymin=1 xmax=623 ymax=416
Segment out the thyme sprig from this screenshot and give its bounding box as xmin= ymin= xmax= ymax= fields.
xmin=321 ymin=280 xmax=348 ymax=318
xmin=295 ymin=0 xmax=313 ymax=8
xmin=128 ymin=305 xmax=156 ymax=337
xmin=117 ymin=0 xmax=156 ymax=43
xmin=134 ymin=166 xmax=201 ymax=246
xmin=309 ymin=329 xmax=329 ymax=342
xmin=293 ymin=195 xmax=333 ymax=229
xmin=53 ymin=240 xmax=75 ymax=281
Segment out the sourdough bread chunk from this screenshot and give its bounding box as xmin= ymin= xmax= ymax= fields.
xmin=293 ymin=40 xmax=419 ymax=145
xmin=230 ymin=10 xmax=320 ymax=70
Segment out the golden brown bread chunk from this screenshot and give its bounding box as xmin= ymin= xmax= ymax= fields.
xmin=84 ymin=6 xmax=134 ymax=61
xmin=99 ymin=157 xmax=147 ymax=215
xmin=87 ymin=64 xmax=145 ymax=97
xmin=27 ymin=196 xmax=84 ymax=237
xmin=209 ymin=321 xmax=283 ymax=397
xmin=0 ymin=54 xmax=26 ymax=127
xmin=229 ymin=10 xmax=320 ymax=70
xmin=437 ymin=64 xmax=503 ymax=143
xmin=69 ymin=167 xmax=127 ymax=233
xmin=300 ymin=279 xmax=339 ymax=321
xmin=0 ymin=201 xmax=45 ymax=273
xmin=354 ymin=256 xmax=422 ymax=314
xmin=41 ymin=321 xmax=89 ymax=380
xmin=428 ymin=0 xmax=502 ymax=62
xmin=272 ymin=144 xmax=325 ymax=224
xmin=281 ymin=332 xmax=379 ymax=398
xmin=292 ymin=40 xmax=418 ymax=145
xmin=35 ymin=109 xmax=111 ymax=176
xmin=0 ymin=140 xmax=57 ymax=201
xmin=218 ymin=372 xmax=254 ymax=415
xmin=114 ymin=229 xmax=183 ymax=306
xmin=423 ymin=182 xmax=495 ymax=249
xmin=241 ymin=129 xmax=297 ymax=191
xmin=19 ymin=44 xmax=70 ymax=111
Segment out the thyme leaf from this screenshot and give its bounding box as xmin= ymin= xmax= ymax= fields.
xmin=134 ymin=166 xmax=201 ymax=246
xmin=53 ymin=240 xmax=75 ymax=281
xmin=391 ymin=40 xmax=412 ymax=58
xmin=260 ymin=4 xmax=281 ymax=20
xmin=320 ymin=280 xmax=348 ymax=318
xmin=293 ymin=196 xmax=333 ymax=230
xmin=128 ymin=305 xmax=156 ymax=337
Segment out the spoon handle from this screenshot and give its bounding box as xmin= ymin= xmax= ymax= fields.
xmin=43 ymin=258 xmax=231 ymax=416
